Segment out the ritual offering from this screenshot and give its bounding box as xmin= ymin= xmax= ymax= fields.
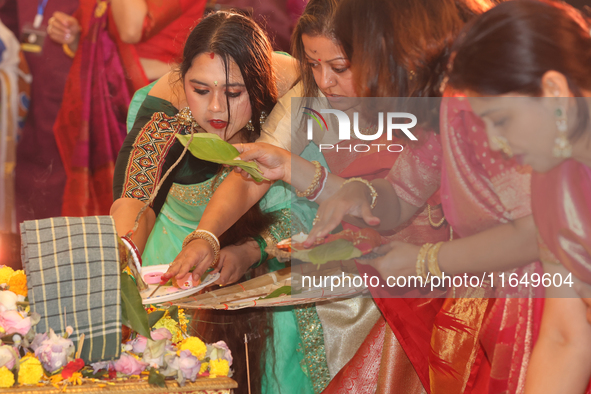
xmin=140 ymin=265 xmax=220 ymax=305
xmin=272 ymin=228 xmax=383 ymax=267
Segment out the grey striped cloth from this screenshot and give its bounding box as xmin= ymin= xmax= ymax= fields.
xmin=20 ymin=216 xmax=122 ymax=363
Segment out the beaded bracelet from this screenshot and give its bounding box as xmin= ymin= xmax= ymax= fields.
xmin=341 ymin=177 xmax=378 ymax=209
xmin=296 ymin=161 xmax=322 ymax=198
xmin=182 ymin=229 xmax=221 ymax=268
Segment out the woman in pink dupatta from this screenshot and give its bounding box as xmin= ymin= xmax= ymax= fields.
xmin=446 ymin=1 xmax=591 ymax=392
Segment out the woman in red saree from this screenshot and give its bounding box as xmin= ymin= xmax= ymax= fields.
xmin=447 ymin=1 xmax=591 ymax=392
xmin=47 ymin=0 xmax=206 ymax=216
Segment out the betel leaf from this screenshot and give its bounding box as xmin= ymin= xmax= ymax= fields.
xmin=167 ymin=305 xmax=179 ymax=323
xmin=148 ymin=367 xmax=167 ymax=388
xmin=307 ymin=239 xmax=362 ymax=266
xmin=262 ymin=286 xmax=292 ymax=299
xmin=176 ymin=133 xmax=268 ymax=182
xmin=121 ymin=272 xmax=151 ymax=338
xmin=147 ymin=310 xmax=166 ymax=329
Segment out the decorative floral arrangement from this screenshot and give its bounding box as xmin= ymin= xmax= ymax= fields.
xmin=0 ymin=265 xmax=232 ymax=390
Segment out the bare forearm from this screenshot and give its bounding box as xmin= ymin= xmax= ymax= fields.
xmin=526 ymin=273 xmax=591 ymax=394
xmin=198 ymin=172 xmax=271 ymax=236
xmin=438 ymin=215 xmax=539 ymax=275
xmin=111 ymin=0 xmax=147 ymax=44
xmin=110 ymin=198 xmax=156 ymax=252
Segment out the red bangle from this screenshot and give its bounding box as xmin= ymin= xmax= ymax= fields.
xmin=308 ymin=166 xmax=328 ymax=201
xmin=121 ymin=235 xmax=143 ymax=269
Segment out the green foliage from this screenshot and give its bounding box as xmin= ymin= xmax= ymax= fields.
xmin=121 ymin=272 xmax=151 ymax=339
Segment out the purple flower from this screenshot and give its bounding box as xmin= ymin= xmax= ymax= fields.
xmin=34 ymin=329 xmax=75 ymax=372
xmin=178 ymin=350 xmax=200 ymax=382
xmin=113 ymin=353 xmax=148 ymax=376
xmin=0 ymin=344 xmax=17 ymax=370
xmin=90 ymin=361 xmax=111 ymax=374
xmin=207 ymin=341 xmax=233 ymax=366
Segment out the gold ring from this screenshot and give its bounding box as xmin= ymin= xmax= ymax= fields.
xmin=313 ymin=215 xmax=320 ymax=225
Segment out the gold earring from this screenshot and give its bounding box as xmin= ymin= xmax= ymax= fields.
xmin=492 ymin=136 xmax=513 ymax=158
xmin=553 ymin=107 xmax=572 ymax=158
xmin=245 ymin=111 xmax=268 ymax=133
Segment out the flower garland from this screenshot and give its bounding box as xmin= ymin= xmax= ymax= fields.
xmin=0 ymin=265 xmax=233 ymax=389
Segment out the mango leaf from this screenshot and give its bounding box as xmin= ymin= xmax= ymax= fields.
xmin=261 ymin=286 xmax=292 ymax=299
xmin=307 ymin=239 xmax=362 ymax=266
xmin=147 ymin=310 xmax=166 ymax=329
xmin=176 ymin=133 xmax=268 ymax=182
xmin=167 ymin=305 xmax=179 ymax=323
xmin=121 ymin=272 xmax=151 ymax=338
xmin=148 ymin=367 xmax=167 ymax=388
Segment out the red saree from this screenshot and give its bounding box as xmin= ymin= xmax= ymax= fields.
xmin=53 ymin=0 xmax=204 ymax=216
xmin=321 ymin=133 xmax=450 ymax=393
xmin=434 ymin=97 xmax=544 ymax=393
xmin=531 ymin=159 xmax=591 ymax=282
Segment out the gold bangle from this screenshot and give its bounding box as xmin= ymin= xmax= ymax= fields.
xmin=341 ymin=177 xmax=378 ymax=209
xmin=62 ymin=43 xmax=76 ymax=58
xmin=416 ymin=243 xmax=433 ymax=281
xmin=182 ymin=230 xmax=221 ymax=268
xmin=427 ymin=241 xmax=444 ymax=278
xmin=296 ymin=161 xmax=322 ymax=197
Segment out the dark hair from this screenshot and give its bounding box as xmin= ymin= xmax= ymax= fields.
xmin=291 ymin=0 xmax=341 ymax=99
xmin=334 ymin=0 xmax=496 ymax=98
xmin=448 ymin=0 xmax=591 ymax=141
xmin=179 ymin=11 xmax=278 ymax=142
xmin=177 ymin=13 xmax=279 ymax=391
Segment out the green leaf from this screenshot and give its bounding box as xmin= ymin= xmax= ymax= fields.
xmin=167 ymin=305 xmax=179 ymax=323
xmin=121 ymin=272 xmax=151 ymax=338
xmin=307 ymin=239 xmax=362 ymax=266
xmin=81 ymin=367 xmax=108 ymax=379
xmin=261 ymin=286 xmax=292 ymax=299
xmin=148 ymin=310 xmax=166 ymax=329
xmin=176 ymin=133 xmax=268 ymax=182
xmin=148 ymin=367 xmax=167 ymax=388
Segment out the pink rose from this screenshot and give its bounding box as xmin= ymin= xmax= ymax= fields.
xmin=150 ymin=328 xmax=172 ymax=341
xmin=34 ymin=329 xmax=75 ymax=372
xmin=178 ymin=350 xmax=200 ymax=382
xmin=113 ymin=353 xmax=148 ymax=376
xmin=129 ymin=335 xmax=148 ymax=354
xmin=0 ymin=310 xmax=32 ymax=336
xmin=208 ymin=341 xmax=233 ymax=366
xmin=0 ymin=344 xmax=17 ymax=370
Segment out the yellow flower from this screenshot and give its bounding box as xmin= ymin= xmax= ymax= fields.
xmin=18 ymin=355 xmax=44 ymax=385
xmin=209 ymin=359 xmax=230 ymax=377
xmin=153 ymin=316 xmax=182 ymax=343
xmin=0 ymin=366 xmax=15 ymax=388
xmin=178 ymin=337 xmax=206 ymax=360
xmin=0 ymin=266 xmax=14 ymax=285
xmin=178 ymin=309 xmax=189 ymax=332
xmin=199 ymin=362 xmax=208 ymax=374
xmin=8 ymin=271 xmax=27 ymax=297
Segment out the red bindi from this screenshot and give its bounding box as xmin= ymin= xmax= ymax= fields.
xmin=210 ymin=52 xmax=215 ymax=59
xmin=318 ymin=59 xmax=321 ymax=62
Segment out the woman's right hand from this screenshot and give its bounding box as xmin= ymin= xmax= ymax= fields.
xmin=304 ymin=181 xmax=380 ymax=247
xmin=161 ymin=239 xmax=215 ymax=284
xmin=233 ymin=142 xmax=292 ymax=183
xmin=47 ymin=11 xmax=81 ymax=45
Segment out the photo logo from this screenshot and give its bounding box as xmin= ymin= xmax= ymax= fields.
xmin=305 ymin=108 xmax=417 ymax=152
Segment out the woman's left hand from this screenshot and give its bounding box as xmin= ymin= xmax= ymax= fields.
xmin=211 ymin=244 xmax=257 ymax=286
xmin=357 ymin=241 xmax=420 ymax=279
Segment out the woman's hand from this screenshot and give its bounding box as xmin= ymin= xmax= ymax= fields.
xmin=304 ymin=181 xmax=380 ymax=247
xmin=233 ymin=142 xmax=292 ymax=183
xmin=161 ymin=239 xmax=215 ymax=284
xmin=356 ymin=241 xmax=419 ymax=279
xmin=47 ymin=11 xmax=81 ymax=46
xmin=211 ymin=241 xmax=260 ymax=286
